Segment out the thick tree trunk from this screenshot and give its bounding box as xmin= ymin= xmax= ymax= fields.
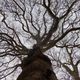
xmin=73 ymin=74 xmax=80 ymax=80
xmin=17 ymin=70 xmax=58 ymax=80
xmin=74 ymin=77 xmax=80 ymax=80
xmin=17 ymin=46 xmax=58 ymax=80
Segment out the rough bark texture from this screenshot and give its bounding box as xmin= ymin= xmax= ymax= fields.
xmin=17 ymin=46 xmax=58 ymax=80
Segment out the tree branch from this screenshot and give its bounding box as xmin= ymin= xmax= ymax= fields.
xmin=60 ymin=0 xmax=79 ymax=19
xmin=43 ymin=0 xmax=58 ymax=19
xmin=41 ymin=18 xmax=59 ymax=46
xmin=43 ymin=27 xmax=80 ymax=51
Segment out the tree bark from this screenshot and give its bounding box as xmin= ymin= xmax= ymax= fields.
xmin=17 ymin=46 xmax=58 ymax=80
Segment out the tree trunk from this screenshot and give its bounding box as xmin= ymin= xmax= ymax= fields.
xmin=73 ymin=73 xmax=80 ymax=80
xmin=74 ymin=76 xmax=80 ymax=80
xmin=17 ymin=46 xmax=58 ymax=80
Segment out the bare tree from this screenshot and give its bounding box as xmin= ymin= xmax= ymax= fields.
xmin=0 ymin=0 xmax=80 ymax=80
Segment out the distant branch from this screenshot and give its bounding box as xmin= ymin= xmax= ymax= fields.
xmin=0 ymin=64 xmax=20 ymax=79
xmin=41 ymin=18 xmax=59 ymax=46
xmin=44 ymin=27 xmax=80 ymax=51
xmin=43 ymin=0 xmax=58 ymax=19
xmin=13 ymin=0 xmax=24 ymax=12
xmin=60 ymin=0 xmax=79 ymax=19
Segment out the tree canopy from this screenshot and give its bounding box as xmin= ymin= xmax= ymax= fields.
xmin=0 ymin=0 xmax=80 ymax=80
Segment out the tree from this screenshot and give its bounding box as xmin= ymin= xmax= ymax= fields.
xmin=0 ymin=0 xmax=80 ymax=80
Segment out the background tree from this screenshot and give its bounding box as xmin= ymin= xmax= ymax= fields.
xmin=0 ymin=0 xmax=80 ymax=80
